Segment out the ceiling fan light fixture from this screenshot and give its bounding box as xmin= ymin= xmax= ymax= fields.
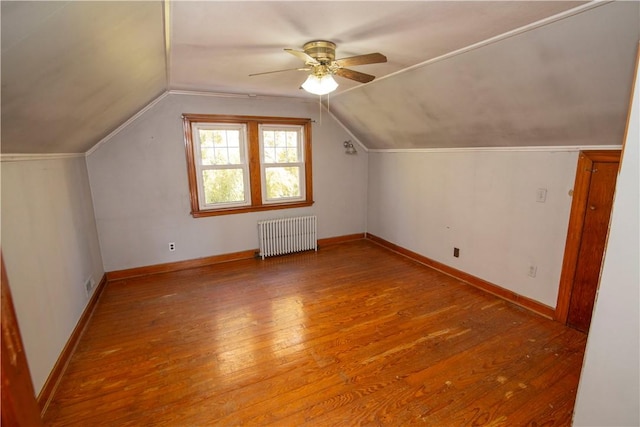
xmin=302 ymin=73 xmax=338 ymax=95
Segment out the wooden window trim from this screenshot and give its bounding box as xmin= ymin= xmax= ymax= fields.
xmin=182 ymin=114 xmax=313 ymax=217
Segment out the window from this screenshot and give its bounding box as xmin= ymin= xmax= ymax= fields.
xmin=194 ymin=123 xmax=250 ymax=209
xmin=183 ymin=114 xmax=313 ymax=217
xmin=260 ymin=125 xmax=305 ymax=204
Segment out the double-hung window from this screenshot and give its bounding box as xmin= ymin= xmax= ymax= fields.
xmin=260 ymin=125 xmax=305 ymax=204
xmin=183 ymin=114 xmax=313 ymax=217
xmin=193 ymin=123 xmax=250 ymax=209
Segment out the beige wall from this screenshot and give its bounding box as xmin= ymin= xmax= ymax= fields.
xmin=573 ymin=47 xmax=640 ymax=427
xmin=1 ymin=156 xmax=104 ymax=394
xmin=367 ymin=149 xmax=578 ymax=307
xmin=87 ymin=93 xmax=369 ymax=271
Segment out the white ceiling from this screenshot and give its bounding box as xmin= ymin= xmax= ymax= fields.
xmin=169 ymin=1 xmax=586 ymax=96
xmin=331 ymin=1 xmax=640 ymax=149
xmin=1 ymin=1 xmax=638 ymax=154
xmin=1 ymin=1 xmax=166 ymax=154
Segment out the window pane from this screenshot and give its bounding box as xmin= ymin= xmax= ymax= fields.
xmin=215 ymin=149 xmax=229 ymax=165
xmin=199 ymin=129 xmax=242 ymax=165
xmin=265 ymin=166 xmax=301 ymax=199
xmin=276 ymin=147 xmax=288 ymax=162
xmin=270 ymin=147 xmax=297 ymax=163
xmin=228 ymin=147 xmax=241 ymax=164
xmin=226 ymin=131 xmax=240 ymax=147
xmin=202 ymin=169 xmax=245 ymax=204
xmin=201 ymin=148 xmax=216 ymax=165
xmin=263 ymin=130 xmax=275 ymax=148
xmin=264 ymin=147 xmax=275 ymax=163
xmin=274 ymin=131 xmax=287 ymax=147
xmin=286 ymin=131 xmax=297 ymax=146
xmin=213 ymin=130 xmax=226 ymax=146
xmin=261 ymin=128 xmax=301 ymax=164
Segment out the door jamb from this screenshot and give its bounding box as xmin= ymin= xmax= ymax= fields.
xmin=1 ymin=252 xmax=44 ymax=426
xmin=555 ymin=150 xmax=621 ymax=324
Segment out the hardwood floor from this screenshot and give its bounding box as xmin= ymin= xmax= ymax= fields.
xmin=43 ymin=240 xmax=586 ymax=426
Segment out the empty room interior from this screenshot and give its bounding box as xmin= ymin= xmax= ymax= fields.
xmin=1 ymin=1 xmax=639 ymax=426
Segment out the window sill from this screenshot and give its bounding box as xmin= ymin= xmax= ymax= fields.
xmin=191 ymin=200 xmax=314 ymax=218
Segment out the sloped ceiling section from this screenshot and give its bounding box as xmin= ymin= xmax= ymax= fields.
xmin=169 ymin=1 xmax=586 ymax=97
xmin=2 ymin=1 xmax=637 ymax=154
xmin=330 ymin=1 xmax=640 ymax=150
xmin=1 ymin=1 xmax=166 ymax=154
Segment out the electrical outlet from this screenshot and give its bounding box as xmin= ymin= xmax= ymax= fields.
xmin=453 ymin=247 xmax=460 ymax=258
xmin=169 ymin=242 xmax=176 ymax=252
xmin=528 ymin=265 xmax=537 ymax=278
xmin=85 ymin=277 xmax=95 ymax=296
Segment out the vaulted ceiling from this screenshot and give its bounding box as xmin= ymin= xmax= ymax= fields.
xmin=1 ymin=1 xmax=638 ymax=154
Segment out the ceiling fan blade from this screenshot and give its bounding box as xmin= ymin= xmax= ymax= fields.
xmin=335 ymin=68 xmax=376 ymax=83
xmin=249 ymin=67 xmax=310 ymax=77
xmin=284 ymin=48 xmax=319 ymax=65
xmin=335 ymin=53 xmax=387 ymax=67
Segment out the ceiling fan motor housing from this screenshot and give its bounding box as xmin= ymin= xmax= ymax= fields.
xmin=303 ymin=40 xmax=336 ymax=64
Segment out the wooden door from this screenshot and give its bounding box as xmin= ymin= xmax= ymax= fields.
xmin=566 ymin=161 xmax=618 ymax=331
xmin=1 ymin=253 xmax=44 ymax=426
xmin=556 ymin=151 xmax=620 ymax=333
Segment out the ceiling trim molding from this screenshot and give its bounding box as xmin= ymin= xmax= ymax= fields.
xmin=335 ymin=0 xmax=613 ymax=98
xmin=3 ymin=145 xmax=621 ymax=161
xmin=85 ymin=91 xmax=170 ymax=156
xmin=368 ymin=145 xmax=623 ymax=154
xmin=167 ymin=89 xmax=317 ymax=103
xmin=168 ymin=89 xmax=261 ymax=99
xmin=0 ymin=153 xmax=85 ymax=162
xmin=163 ymin=0 xmax=172 ymax=87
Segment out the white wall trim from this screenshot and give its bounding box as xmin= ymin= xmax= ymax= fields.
xmin=168 ymin=89 xmax=315 ymax=103
xmin=334 ymin=1 xmax=612 ymax=98
xmin=163 ymin=0 xmax=172 ymax=88
xmin=85 ymin=91 xmax=170 ymax=157
xmin=368 ymin=145 xmax=622 ymax=154
xmin=0 ymin=153 xmax=85 ymax=162
xmin=4 ymin=145 xmax=618 ymax=162
xmin=169 ymin=89 xmax=258 ymax=99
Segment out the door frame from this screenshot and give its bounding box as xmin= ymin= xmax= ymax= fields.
xmin=1 ymin=252 xmax=44 ymax=426
xmin=555 ymin=150 xmax=621 ymax=324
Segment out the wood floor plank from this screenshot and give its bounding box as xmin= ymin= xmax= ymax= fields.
xmin=43 ymin=240 xmax=586 ymax=426
xmin=287 ymin=315 xmax=574 ymax=426
xmin=217 ymin=295 xmax=514 ymax=422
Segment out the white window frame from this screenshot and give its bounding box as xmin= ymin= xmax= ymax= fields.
xmin=191 ymin=122 xmax=251 ymax=210
xmin=259 ymin=124 xmax=306 ymax=205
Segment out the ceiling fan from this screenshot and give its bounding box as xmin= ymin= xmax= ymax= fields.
xmin=250 ymin=40 xmax=387 ymax=95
